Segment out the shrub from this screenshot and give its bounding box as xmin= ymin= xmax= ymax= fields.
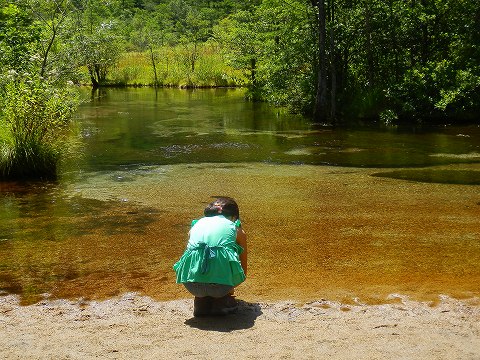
xmin=0 ymin=76 xmax=79 ymax=180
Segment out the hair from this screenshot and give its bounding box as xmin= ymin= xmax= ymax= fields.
xmin=204 ymin=197 xmax=240 ymax=219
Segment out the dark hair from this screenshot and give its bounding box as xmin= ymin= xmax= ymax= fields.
xmin=204 ymin=197 xmax=240 ymax=219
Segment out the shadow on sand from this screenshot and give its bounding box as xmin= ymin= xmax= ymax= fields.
xmin=184 ymin=300 xmax=263 ymax=332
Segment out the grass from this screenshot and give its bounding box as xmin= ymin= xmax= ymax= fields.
xmin=85 ymin=42 xmax=247 ymax=88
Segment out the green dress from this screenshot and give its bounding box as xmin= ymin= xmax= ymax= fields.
xmin=173 ymin=215 xmax=245 ymax=287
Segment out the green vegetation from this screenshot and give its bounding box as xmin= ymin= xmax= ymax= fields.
xmin=0 ymin=1 xmax=79 ymax=180
xmin=108 ymin=44 xmax=243 ymax=87
xmin=1 ymin=0 xmax=479 ymax=180
xmin=3 ymin=0 xmax=478 ymax=125
xmin=69 ymin=0 xmax=476 ymax=125
xmin=0 ymin=74 xmax=79 ymax=180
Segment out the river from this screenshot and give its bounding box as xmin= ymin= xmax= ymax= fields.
xmin=0 ymin=87 xmax=479 ymax=305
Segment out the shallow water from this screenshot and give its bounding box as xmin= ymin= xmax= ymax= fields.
xmin=0 ymin=88 xmax=479 ymax=305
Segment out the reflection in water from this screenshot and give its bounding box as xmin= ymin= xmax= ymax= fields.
xmin=1 ymin=88 xmax=479 ymax=305
xmin=75 ymin=87 xmax=480 ymax=170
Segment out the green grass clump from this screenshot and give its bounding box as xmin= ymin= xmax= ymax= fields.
xmin=0 ymin=78 xmax=79 ymax=180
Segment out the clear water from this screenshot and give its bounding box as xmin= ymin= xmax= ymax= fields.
xmin=1 ymin=87 xmax=479 ymax=305
xmin=75 ymin=88 xmax=480 ymax=170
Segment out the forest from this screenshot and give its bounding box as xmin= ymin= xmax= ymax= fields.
xmin=0 ymin=0 xmax=479 ymax=178
xmin=2 ymin=0 xmax=479 ymax=122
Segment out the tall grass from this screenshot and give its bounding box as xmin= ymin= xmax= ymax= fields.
xmin=0 ymin=77 xmax=79 ymax=180
xmin=107 ymin=42 xmax=246 ymax=87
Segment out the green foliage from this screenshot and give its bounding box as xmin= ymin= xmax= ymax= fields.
xmin=0 ymin=3 xmax=41 ymax=72
xmin=3 ymin=0 xmax=478 ymax=125
xmin=213 ymin=9 xmax=264 ymax=99
xmin=67 ymin=1 xmax=124 ymax=87
xmin=0 ymin=76 xmax=79 ymax=179
xmin=374 ymin=0 xmax=480 ymax=122
xmin=72 ymin=28 xmax=123 ymax=87
xmin=255 ymin=0 xmax=317 ymax=112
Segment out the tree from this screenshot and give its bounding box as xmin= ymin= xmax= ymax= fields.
xmin=73 ymin=29 xmax=122 ymax=87
xmin=381 ymin=0 xmax=480 ymax=121
xmin=0 ymin=76 xmax=79 ymax=179
xmin=179 ymin=9 xmax=210 ymax=72
xmin=311 ymin=0 xmax=328 ymax=122
xmin=26 ymin=0 xmax=74 ymax=79
xmin=5 ymin=0 xmax=477 ymax=123
xmin=254 ymin=0 xmax=317 ymax=112
xmin=69 ymin=0 xmax=123 ymax=87
xmin=213 ymin=9 xmax=263 ymax=94
xmin=0 ymin=2 xmax=79 ymax=180
xmin=0 ymin=3 xmax=40 ymax=74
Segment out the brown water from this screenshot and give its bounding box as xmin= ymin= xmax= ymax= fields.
xmin=1 ymin=88 xmax=479 ymax=305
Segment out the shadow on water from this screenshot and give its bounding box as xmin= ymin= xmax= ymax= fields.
xmin=0 ymin=180 xmax=163 ymax=304
xmin=184 ymin=301 xmax=263 ymax=332
xmin=372 ymin=169 xmax=480 ymax=185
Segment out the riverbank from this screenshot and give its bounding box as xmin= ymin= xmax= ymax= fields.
xmin=1 ymin=293 xmax=479 ymax=359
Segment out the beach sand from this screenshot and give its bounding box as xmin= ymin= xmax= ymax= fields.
xmin=1 ymin=293 xmax=479 ymax=359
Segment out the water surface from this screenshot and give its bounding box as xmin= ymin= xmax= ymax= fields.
xmin=1 ymin=88 xmax=479 ymax=305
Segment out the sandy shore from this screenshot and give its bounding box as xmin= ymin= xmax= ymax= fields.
xmin=1 ymin=293 xmax=479 ymax=359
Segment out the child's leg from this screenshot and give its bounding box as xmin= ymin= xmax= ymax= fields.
xmin=184 ymin=283 xmax=235 ymax=316
xmin=210 ymin=294 xmax=238 ymax=315
xmin=193 ymin=296 xmax=213 ymax=317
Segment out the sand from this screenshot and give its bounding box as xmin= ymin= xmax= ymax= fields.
xmin=1 ymin=293 xmax=479 ymax=359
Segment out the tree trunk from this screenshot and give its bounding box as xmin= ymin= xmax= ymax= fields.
xmin=389 ymin=0 xmax=400 ymax=82
xmin=88 ymin=66 xmax=99 ymax=88
xmin=312 ymin=0 xmax=328 ymax=122
xmin=191 ymin=42 xmax=197 ymax=72
xmin=420 ymin=0 xmax=429 ymax=65
xmin=410 ymin=0 xmax=417 ymax=67
xmin=364 ymin=2 xmax=375 ymax=89
xmin=250 ymin=57 xmax=256 ymax=86
xmin=95 ymin=64 xmax=101 ymax=84
xmin=149 ymin=46 xmax=158 ymax=87
xmin=329 ymin=0 xmax=336 ymax=122
xmin=40 ymin=25 xmax=57 ymax=77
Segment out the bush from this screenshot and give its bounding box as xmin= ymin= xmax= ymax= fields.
xmin=0 ymin=76 xmax=79 ymax=180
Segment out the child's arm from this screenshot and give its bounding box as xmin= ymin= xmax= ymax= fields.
xmin=236 ymin=227 xmax=247 ymax=276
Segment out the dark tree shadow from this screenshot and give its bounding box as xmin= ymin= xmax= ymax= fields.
xmin=184 ymin=300 xmax=263 ymax=332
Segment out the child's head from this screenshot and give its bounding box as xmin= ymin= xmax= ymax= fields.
xmin=204 ymin=197 xmax=240 ymax=220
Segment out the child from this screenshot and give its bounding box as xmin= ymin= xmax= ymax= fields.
xmin=173 ymin=197 xmax=247 ymax=317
